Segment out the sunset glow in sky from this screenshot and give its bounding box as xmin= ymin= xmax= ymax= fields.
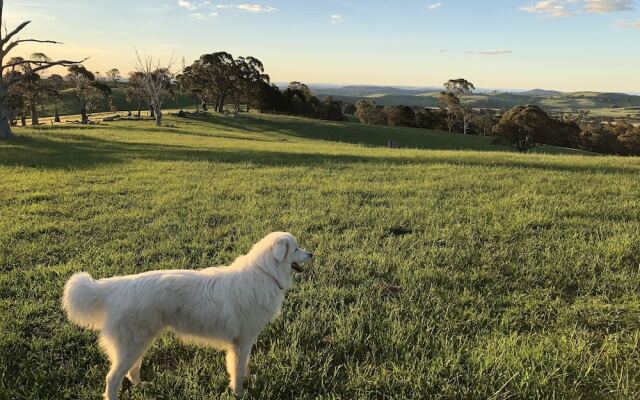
xmin=6 ymin=0 xmax=640 ymax=92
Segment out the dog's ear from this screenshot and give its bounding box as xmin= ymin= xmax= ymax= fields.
xmin=273 ymin=238 xmax=288 ymax=262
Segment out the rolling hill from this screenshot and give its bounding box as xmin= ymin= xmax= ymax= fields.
xmin=312 ymin=85 xmax=640 ymax=116
xmin=1 ymin=112 xmax=639 ymax=399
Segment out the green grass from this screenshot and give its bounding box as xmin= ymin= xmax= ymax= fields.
xmin=36 ymin=88 xmax=196 ymax=119
xmin=1 ymin=113 xmax=640 ymax=399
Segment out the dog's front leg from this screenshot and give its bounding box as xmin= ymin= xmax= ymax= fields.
xmin=226 ymin=343 xmax=252 ymax=396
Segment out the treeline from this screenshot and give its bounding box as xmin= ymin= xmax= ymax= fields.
xmin=4 ymin=52 xmax=639 ymax=155
xmin=4 ymin=52 xmax=345 ymax=128
xmin=350 ymin=79 xmax=640 ymax=156
xmin=177 ymin=52 xmax=344 ymax=121
xmin=6 ymin=62 xmax=114 ymax=126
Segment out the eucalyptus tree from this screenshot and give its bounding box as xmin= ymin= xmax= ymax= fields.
xmin=0 ymin=0 xmax=83 ymax=138
xmin=126 ymin=71 xmax=147 ymax=117
xmin=67 ymin=65 xmax=111 ymax=124
xmin=106 ymin=68 xmax=121 ymax=86
xmin=443 ymin=78 xmax=475 ymax=134
xmin=46 ymin=74 xmax=65 ymax=122
xmin=233 ymin=56 xmax=269 ymax=112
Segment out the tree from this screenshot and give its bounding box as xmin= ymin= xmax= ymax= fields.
xmin=0 ymin=0 xmax=83 ymax=138
xmin=255 ymin=82 xmax=282 ymax=113
xmin=438 ymin=91 xmax=460 ymax=132
xmin=67 ymin=65 xmax=111 ymax=124
xmin=106 ymin=68 xmax=121 ymax=86
xmin=320 ymin=96 xmax=345 ymax=122
xmin=355 ymin=100 xmax=378 ymax=125
xmin=126 ymin=71 xmax=146 ymax=117
xmin=443 ymin=78 xmax=475 ymax=134
xmin=134 ymin=52 xmax=174 ymax=126
xmin=176 ymin=63 xmax=208 ymax=111
xmin=385 ymin=105 xmax=416 ymax=127
xmin=414 ymin=108 xmax=438 ymax=129
xmin=492 ymin=105 xmax=554 ymax=152
xmin=233 ymin=56 xmax=269 ymax=112
xmin=472 ymin=114 xmax=496 ymax=136
xmin=201 ymin=52 xmax=236 ymax=113
xmin=46 ymin=74 xmax=65 ymax=122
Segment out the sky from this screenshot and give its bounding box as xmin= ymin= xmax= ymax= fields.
xmin=5 ymin=0 xmax=640 ymax=92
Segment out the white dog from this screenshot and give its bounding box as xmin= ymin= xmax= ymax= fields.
xmin=62 ymin=232 xmax=313 ymax=400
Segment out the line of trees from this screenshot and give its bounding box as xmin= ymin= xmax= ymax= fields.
xmin=0 ymin=0 xmax=83 ymax=139
xmin=177 ymin=53 xmax=345 ymax=121
xmin=352 ymin=98 xmax=640 ymax=155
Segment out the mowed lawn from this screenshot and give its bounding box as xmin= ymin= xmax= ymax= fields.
xmin=1 ymin=113 xmax=640 ymax=399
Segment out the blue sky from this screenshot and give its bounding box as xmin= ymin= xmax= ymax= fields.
xmin=6 ymin=0 xmax=640 ymax=92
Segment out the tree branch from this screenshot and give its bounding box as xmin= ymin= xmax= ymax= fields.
xmin=1 ymin=20 xmax=31 ymax=46
xmin=7 ymin=58 xmax=88 ymax=85
xmin=4 ymin=38 xmax=62 ymax=55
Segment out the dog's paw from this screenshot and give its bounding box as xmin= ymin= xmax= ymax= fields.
xmin=126 ymin=372 xmax=141 ymax=386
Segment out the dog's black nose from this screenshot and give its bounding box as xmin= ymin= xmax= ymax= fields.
xmin=309 ymin=253 xmax=314 ymax=258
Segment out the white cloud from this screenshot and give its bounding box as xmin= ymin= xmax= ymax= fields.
xmin=177 ymin=1 xmax=278 ymax=19
xmin=331 ymin=14 xmax=343 ymax=24
xmin=520 ymin=0 xmax=578 ymax=17
xmin=520 ymin=0 xmax=634 ymax=17
xmin=584 ymin=0 xmax=634 ymax=13
xmin=178 ymin=0 xmax=197 ymax=10
xmin=428 ymin=2 xmax=443 ymax=10
xmin=237 ymin=4 xmax=278 ymax=12
xmin=468 ymin=49 xmax=514 ymax=55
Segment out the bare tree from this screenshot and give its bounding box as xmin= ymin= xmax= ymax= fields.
xmin=134 ymin=51 xmax=174 ymax=126
xmin=0 ymin=0 xmax=84 ymax=138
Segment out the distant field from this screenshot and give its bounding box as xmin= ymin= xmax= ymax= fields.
xmin=36 ymin=88 xmax=196 ymax=119
xmin=30 ymin=87 xmax=640 ymax=123
xmin=315 ymin=88 xmax=640 ymax=118
xmin=1 ymin=113 xmax=640 ymax=399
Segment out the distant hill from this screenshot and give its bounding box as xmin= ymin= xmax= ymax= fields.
xmin=309 ymin=85 xmax=440 ymax=98
xmin=311 ymin=85 xmax=640 ymax=117
xmin=517 ymin=89 xmax=563 ymax=97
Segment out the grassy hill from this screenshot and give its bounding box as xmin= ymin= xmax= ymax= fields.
xmin=1 ymin=113 xmax=639 ymax=399
xmin=37 ymin=88 xmax=196 ymax=119
xmin=313 ymin=86 xmax=640 ymax=117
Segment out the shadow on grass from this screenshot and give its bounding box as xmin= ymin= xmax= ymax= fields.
xmin=175 ymin=112 xmax=505 ymax=151
xmin=1 ymin=131 xmax=639 ymax=176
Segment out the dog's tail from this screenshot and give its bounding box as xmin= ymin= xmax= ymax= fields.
xmin=62 ymin=272 xmax=105 ymax=330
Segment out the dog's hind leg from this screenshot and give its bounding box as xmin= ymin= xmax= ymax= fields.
xmin=226 ymin=342 xmax=252 ymax=397
xmin=100 ymin=331 xmax=154 ymax=400
xmin=126 ymin=357 xmax=143 ymax=385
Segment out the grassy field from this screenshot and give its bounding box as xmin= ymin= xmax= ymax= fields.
xmin=1 ymin=113 xmax=640 ymax=399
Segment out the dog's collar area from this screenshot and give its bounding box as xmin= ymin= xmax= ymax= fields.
xmin=258 ymin=267 xmax=285 ymax=291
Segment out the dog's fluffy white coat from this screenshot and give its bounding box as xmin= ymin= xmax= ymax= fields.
xmin=62 ymin=232 xmax=312 ymax=400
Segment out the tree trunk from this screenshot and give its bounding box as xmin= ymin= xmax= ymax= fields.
xmin=149 ymin=106 xmax=155 ymax=119
xmin=202 ymin=101 xmax=207 ymax=112
xmin=0 ymin=87 xmax=15 ymax=139
xmin=137 ymin=101 xmax=141 ymax=117
xmin=154 ymin=107 xmax=162 ymax=126
xmin=80 ymin=105 xmax=88 ymax=124
xmin=54 ymin=104 xmax=61 ymax=123
xmin=31 ymin=103 xmax=39 ymax=126
xmin=21 ymin=112 xmax=27 ymax=127
xmin=217 ymin=91 xmax=227 ymax=113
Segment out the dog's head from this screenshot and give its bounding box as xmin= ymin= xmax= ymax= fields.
xmin=253 ymin=232 xmax=313 ymax=279
xmin=269 ymin=232 xmax=313 ymax=274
